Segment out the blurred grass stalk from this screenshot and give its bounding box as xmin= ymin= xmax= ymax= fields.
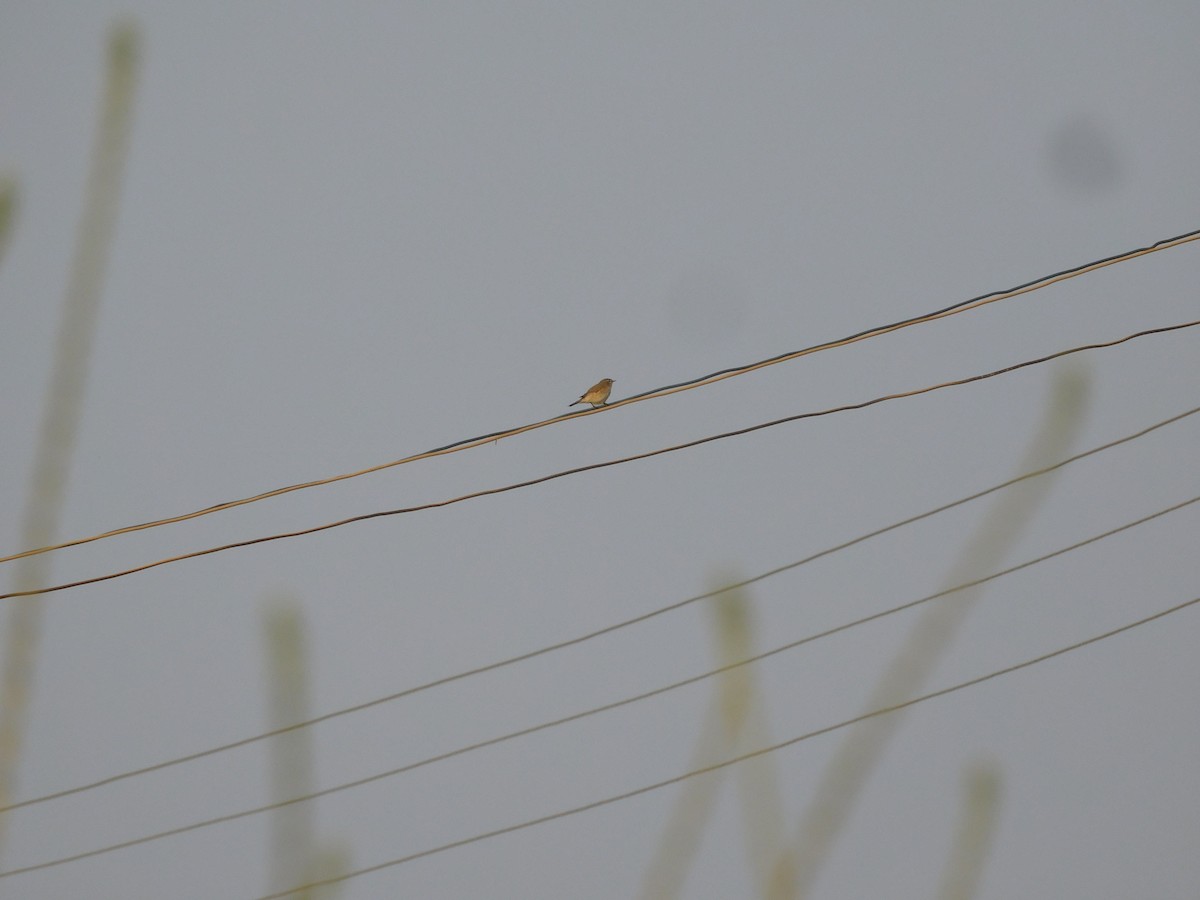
xmin=935 ymin=764 xmax=1002 ymax=900
xmin=264 ymin=600 xmax=348 ymax=900
xmin=639 ymin=579 xmax=788 ymax=900
xmin=785 ymin=368 xmax=1089 ymax=898
xmin=265 ymin=603 xmax=317 ymax=895
xmin=0 ymin=22 xmax=140 ymax=857
xmin=639 ymin=371 xmax=1085 ymax=897
xmin=0 ymin=176 xmax=17 ymax=272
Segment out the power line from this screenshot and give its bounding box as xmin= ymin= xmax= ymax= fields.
xmin=3 ymin=227 xmax=1197 ymax=569
xmin=2 ymin=318 xmax=1196 ymax=605
xmin=253 ymin=591 xmax=1200 ymax=899
xmin=1 ymin=401 xmax=1194 ymax=817
xmin=1 ymin=490 xmax=1192 ymax=881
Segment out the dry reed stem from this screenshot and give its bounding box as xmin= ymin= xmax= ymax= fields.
xmin=0 ymin=21 xmax=140 ymax=858
xmin=784 ymin=367 xmax=1089 ymax=897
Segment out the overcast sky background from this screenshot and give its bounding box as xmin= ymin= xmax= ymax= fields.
xmin=1 ymin=4 xmax=1198 ymax=899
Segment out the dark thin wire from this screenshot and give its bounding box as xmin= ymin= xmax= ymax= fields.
xmin=3 ymin=226 xmax=1197 ymax=568
xmin=1 ymin=400 xmax=1193 ymax=819
xmin=256 ymin=592 xmax=1200 ymax=899
xmin=1 ymin=491 xmax=1192 ymax=881
xmin=2 ymin=318 xmax=1196 ymax=604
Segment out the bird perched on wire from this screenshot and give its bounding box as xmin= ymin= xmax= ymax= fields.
xmin=569 ymin=378 xmax=614 ymax=409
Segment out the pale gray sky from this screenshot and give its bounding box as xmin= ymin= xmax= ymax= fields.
xmin=1 ymin=4 xmax=1198 ymax=899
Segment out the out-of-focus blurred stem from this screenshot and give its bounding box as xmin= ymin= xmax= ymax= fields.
xmin=785 ymin=368 xmax=1089 ymax=898
xmin=264 ymin=599 xmax=350 ymax=899
xmin=0 ymin=21 xmax=139 ymax=860
xmin=0 ymin=176 xmax=17 ymax=272
xmin=935 ymin=764 xmax=1002 ymax=900
xmin=639 ymin=576 xmax=788 ymax=900
xmin=265 ymin=602 xmax=317 ymax=896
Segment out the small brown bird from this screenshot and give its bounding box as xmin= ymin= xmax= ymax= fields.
xmin=570 ymin=378 xmax=614 ymax=409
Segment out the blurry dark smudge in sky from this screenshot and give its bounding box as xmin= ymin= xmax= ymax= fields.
xmin=1044 ymin=115 xmax=1125 ymax=197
